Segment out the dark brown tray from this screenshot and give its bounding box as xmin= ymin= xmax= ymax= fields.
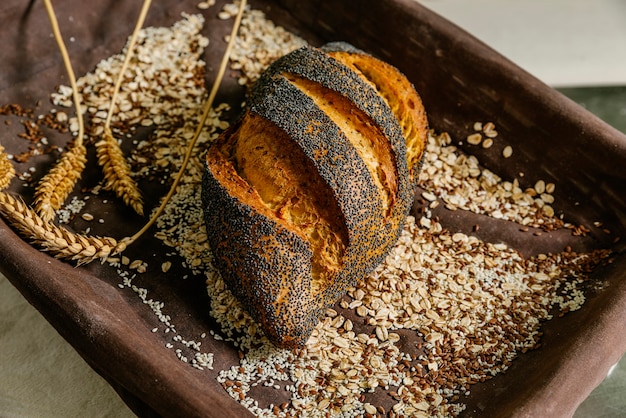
xmin=2 ymin=0 xmax=626 ymax=417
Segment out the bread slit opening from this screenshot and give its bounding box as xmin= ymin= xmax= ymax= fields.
xmin=284 ymin=74 xmax=398 ymax=217
xmin=211 ymin=113 xmax=348 ymax=298
xmin=327 ymin=52 xmax=427 ymax=178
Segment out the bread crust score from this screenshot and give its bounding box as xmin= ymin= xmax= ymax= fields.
xmin=202 ymin=43 xmax=428 ymax=348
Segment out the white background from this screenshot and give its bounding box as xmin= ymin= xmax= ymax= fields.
xmin=421 ymin=0 xmax=626 ymax=87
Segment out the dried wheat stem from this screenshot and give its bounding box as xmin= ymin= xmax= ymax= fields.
xmin=34 ymin=0 xmax=87 ymax=221
xmin=0 ymin=191 xmax=123 ymax=266
xmin=96 ymin=129 xmax=144 ymax=216
xmin=121 ymin=0 xmax=247 ymax=248
xmin=33 ymin=143 xmax=87 ymax=222
xmin=42 ymin=0 xmax=84 ymax=147
xmin=103 ymin=0 xmax=152 ymax=130
xmin=95 ymin=0 xmax=152 ymax=215
xmin=0 ymin=145 xmax=15 ymax=191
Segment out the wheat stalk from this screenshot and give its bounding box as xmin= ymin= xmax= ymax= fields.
xmin=96 ymin=0 xmax=152 ymax=216
xmin=32 ymin=143 xmax=87 ymax=222
xmin=121 ymin=0 xmax=247 ymax=248
xmin=0 ymin=191 xmax=123 ymax=265
xmin=0 ymin=145 xmax=15 ymax=190
xmin=0 ymin=0 xmax=245 ymax=267
xmin=33 ymin=0 xmax=86 ymax=221
xmin=96 ymin=128 xmax=144 ymax=216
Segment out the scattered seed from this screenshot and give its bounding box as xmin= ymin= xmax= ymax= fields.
xmin=484 ymin=129 xmax=498 ymax=138
xmin=534 ymin=180 xmax=546 ymax=194
xmin=542 ymin=205 xmax=555 ymax=217
xmin=466 ymin=133 xmax=482 ymax=145
xmin=129 ymin=259 xmax=144 ymax=270
xmin=196 ymin=0 xmax=215 ymax=9
xmin=482 ymin=121 xmax=495 ymax=133
xmin=422 ymin=191 xmax=437 ymax=202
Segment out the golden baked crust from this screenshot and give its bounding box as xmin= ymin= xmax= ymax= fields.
xmin=202 ymin=44 xmax=428 ymax=348
xmin=322 ymin=42 xmax=428 ymax=180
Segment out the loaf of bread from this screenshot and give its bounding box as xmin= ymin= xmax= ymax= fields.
xmin=202 ymin=42 xmax=428 ymax=348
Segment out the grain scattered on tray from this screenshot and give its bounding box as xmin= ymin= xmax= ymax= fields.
xmin=466 ymin=132 xmax=482 ymax=145
xmin=15 ymin=3 xmax=613 ymax=417
xmin=224 ymin=3 xmax=307 ymax=87
xmin=418 ymin=130 xmax=564 ymax=231
xmin=35 ymin=12 xmax=224 ymax=376
xmin=210 ymin=211 xmax=609 ymax=416
xmin=51 ymin=13 xmax=213 ymax=185
xmin=111 ymin=262 xmax=215 ymax=371
xmin=56 ymin=196 xmax=87 ymax=224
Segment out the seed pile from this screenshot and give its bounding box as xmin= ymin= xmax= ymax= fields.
xmin=50 ymin=13 xmax=213 ymax=184
xmin=211 ymin=216 xmax=608 ymax=417
xmin=48 ymin=12 xmax=228 ymax=243
xmin=221 ymin=1 xmax=307 ymax=87
xmin=203 ymin=120 xmax=609 ymax=415
xmin=0 ymin=2 xmax=615 ymax=417
xmin=419 ymin=131 xmax=562 ymax=230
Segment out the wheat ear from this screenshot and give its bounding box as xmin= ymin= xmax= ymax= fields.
xmin=96 ymin=0 xmax=152 ymax=216
xmin=0 ymin=192 xmax=123 ymax=265
xmin=0 ymin=145 xmax=16 ymax=191
xmin=33 ymin=143 xmax=87 ymax=222
xmin=119 ymin=0 xmax=247 ymax=248
xmin=34 ymin=0 xmax=86 ymax=221
xmin=96 ymin=128 xmax=144 ymax=216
